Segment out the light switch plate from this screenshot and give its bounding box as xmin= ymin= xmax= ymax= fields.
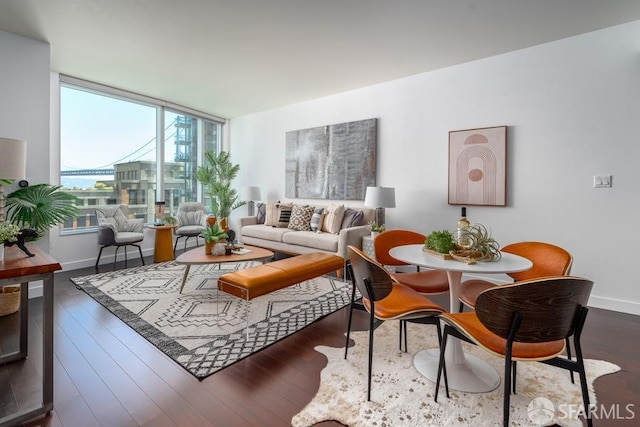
xmin=593 ymin=175 xmax=612 ymax=188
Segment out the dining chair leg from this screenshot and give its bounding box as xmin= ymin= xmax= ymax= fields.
xmin=344 ymin=294 xmax=356 ymax=359
xmin=434 ymin=325 xmax=450 ymax=401
xmin=367 ymin=310 xmax=375 ymax=401
xmin=512 ymin=361 xmax=517 ymax=394
xmin=503 ymin=355 xmax=513 ymax=427
xmin=566 ymin=337 xmax=575 ymax=383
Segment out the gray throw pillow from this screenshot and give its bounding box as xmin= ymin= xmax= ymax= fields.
xmin=256 ymin=202 xmax=266 ymax=224
xmin=341 ymin=208 xmax=365 ymax=229
xmin=309 ymin=207 xmax=325 ymax=232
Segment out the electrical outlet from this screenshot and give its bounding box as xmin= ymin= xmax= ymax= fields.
xmin=593 ymin=175 xmax=612 ymax=188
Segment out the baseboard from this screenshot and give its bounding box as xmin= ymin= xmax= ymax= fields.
xmin=588 ymin=295 xmax=640 ymax=316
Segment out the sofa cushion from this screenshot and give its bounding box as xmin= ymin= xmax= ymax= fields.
xmin=341 ymin=208 xmax=365 ymax=229
xmin=322 ymin=204 xmax=345 ymax=234
xmin=288 ymin=205 xmax=314 ymax=231
xmin=264 ymin=201 xmax=280 ymax=226
xmin=241 ymin=224 xmax=292 ymax=242
xmin=309 ymin=207 xmax=324 ymax=232
xmin=282 ymin=230 xmax=339 ymax=252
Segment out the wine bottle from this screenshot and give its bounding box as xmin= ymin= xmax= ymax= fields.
xmin=456 ymin=207 xmax=471 ymax=249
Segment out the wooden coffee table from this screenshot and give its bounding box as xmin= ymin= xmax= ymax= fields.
xmin=175 ymin=245 xmax=274 ymax=293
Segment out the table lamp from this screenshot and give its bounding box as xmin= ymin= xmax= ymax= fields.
xmin=242 ymin=186 xmax=262 ymax=216
xmin=0 ymin=138 xmax=27 ymax=222
xmin=364 ymin=186 xmax=396 ymax=227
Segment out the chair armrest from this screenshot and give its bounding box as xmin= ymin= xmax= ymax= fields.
xmin=337 ymin=225 xmax=370 ymax=259
xmin=239 ymin=216 xmax=258 ymax=227
xmin=124 ymin=218 xmax=144 ymax=233
xmin=97 ymin=225 xmax=117 ymax=245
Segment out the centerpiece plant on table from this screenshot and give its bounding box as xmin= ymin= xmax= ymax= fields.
xmin=424 ymin=230 xmax=456 ymax=254
xmin=201 ymin=222 xmax=229 ymax=255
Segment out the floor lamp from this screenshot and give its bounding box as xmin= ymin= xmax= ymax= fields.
xmin=242 ymin=186 xmax=262 ymax=216
xmin=0 ymin=138 xmax=27 ymax=223
xmin=364 ymin=186 xmax=396 ymax=227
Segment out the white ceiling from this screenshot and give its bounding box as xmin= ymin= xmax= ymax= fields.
xmin=2 ymin=0 xmax=640 ymax=119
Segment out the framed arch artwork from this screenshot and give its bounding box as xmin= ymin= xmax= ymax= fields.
xmin=448 ymin=125 xmax=507 ymax=206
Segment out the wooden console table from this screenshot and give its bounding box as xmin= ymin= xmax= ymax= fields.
xmin=0 ymin=244 xmax=61 ymax=427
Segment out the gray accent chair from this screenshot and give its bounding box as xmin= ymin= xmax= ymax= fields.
xmin=95 ymin=205 xmax=145 ymax=270
xmin=173 ymin=202 xmax=207 ymax=255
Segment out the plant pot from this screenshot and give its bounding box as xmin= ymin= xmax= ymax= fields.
xmin=0 ymin=243 xmax=4 ymax=262
xmin=205 ymin=241 xmax=213 ymax=255
xmin=371 ymin=231 xmax=380 ymax=238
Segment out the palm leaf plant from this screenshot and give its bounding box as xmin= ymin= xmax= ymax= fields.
xmin=5 ymin=183 xmax=79 ymax=237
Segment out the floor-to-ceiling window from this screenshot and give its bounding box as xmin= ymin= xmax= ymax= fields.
xmin=59 ymin=77 xmax=223 ymax=232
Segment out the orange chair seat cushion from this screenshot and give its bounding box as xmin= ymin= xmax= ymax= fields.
xmin=390 ymin=270 xmax=449 ymax=294
xmin=363 ymin=283 xmax=444 ymax=320
xmin=218 ymin=252 xmax=344 ymax=300
xmin=440 ymin=312 xmax=566 ymax=360
xmin=458 ymin=279 xmax=498 ymax=307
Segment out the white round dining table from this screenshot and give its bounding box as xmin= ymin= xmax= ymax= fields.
xmin=389 ymin=244 xmax=533 ymax=393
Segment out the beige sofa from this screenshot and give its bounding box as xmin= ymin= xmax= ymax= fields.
xmin=239 ymin=203 xmax=375 ymax=259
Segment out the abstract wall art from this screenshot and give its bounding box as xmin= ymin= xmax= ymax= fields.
xmin=448 ymin=125 xmax=507 ymax=206
xmin=285 ymin=118 xmax=377 ymax=200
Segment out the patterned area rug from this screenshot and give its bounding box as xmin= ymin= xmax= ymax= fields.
xmin=71 ymin=261 xmax=351 ymax=379
xmin=292 ymin=321 xmax=620 ymax=427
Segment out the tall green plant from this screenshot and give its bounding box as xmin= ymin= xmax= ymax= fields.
xmin=195 ymin=151 xmax=245 ymax=218
xmin=5 ymin=184 xmax=80 ymax=237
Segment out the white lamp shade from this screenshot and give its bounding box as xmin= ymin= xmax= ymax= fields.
xmin=0 ymin=138 xmax=27 ymax=179
xmin=242 ymin=186 xmax=262 ymax=201
xmin=364 ymin=186 xmax=396 ymax=208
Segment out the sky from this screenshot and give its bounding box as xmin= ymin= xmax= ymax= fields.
xmin=60 ymin=86 xmax=158 ymax=172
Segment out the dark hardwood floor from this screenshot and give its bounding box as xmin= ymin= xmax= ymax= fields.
xmin=2 ymin=256 xmax=639 ymax=426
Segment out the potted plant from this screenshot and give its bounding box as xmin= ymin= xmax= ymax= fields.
xmin=368 ymin=221 xmax=385 ymax=237
xmin=4 ymin=183 xmax=79 ymax=238
xmin=424 ymin=230 xmax=456 ymax=255
xmin=163 ymin=215 xmax=177 ymax=226
xmin=195 ymin=150 xmax=246 ymax=229
xmin=200 ymin=222 xmax=229 ymax=255
xmin=0 ymin=222 xmax=20 ymax=261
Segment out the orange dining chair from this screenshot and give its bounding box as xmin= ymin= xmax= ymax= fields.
xmin=374 ymin=229 xmax=449 ymax=351
xmin=435 ymin=276 xmax=594 ymax=427
xmin=344 ymin=246 xmax=445 ymax=401
xmin=458 ymin=241 xmax=573 ymax=312
xmin=457 ymin=241 xmax=576 ymax=381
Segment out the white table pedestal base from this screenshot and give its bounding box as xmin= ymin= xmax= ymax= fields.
xmin=414 ymin=347 xmax=500 ymax=393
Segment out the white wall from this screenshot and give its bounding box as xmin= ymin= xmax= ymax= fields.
xmin=0 ymin=30 xmax=50 ymax=249
xmin=229 ymin=21 xmax=640 ymax=315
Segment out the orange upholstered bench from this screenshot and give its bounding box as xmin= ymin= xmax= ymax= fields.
xmin=217 ymin=252 xmax=344 ymax=300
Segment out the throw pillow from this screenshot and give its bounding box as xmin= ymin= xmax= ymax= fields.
xmin=341 ymin=208 xmax=365 ymax=229
xmin=322 ymin=204 xmax=345 ymax=234
xmin=255 ymin=202 xmax=266 ymax=224
xmin=277 ymin=203 xmax=293 ymax=228
xmin=288 ymin=205 xmax=314 ymax=231
xmin=264 ymin=201 xmax=280 ymax=226
xmin=309 ymin=207 xmax=325 ymax=233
